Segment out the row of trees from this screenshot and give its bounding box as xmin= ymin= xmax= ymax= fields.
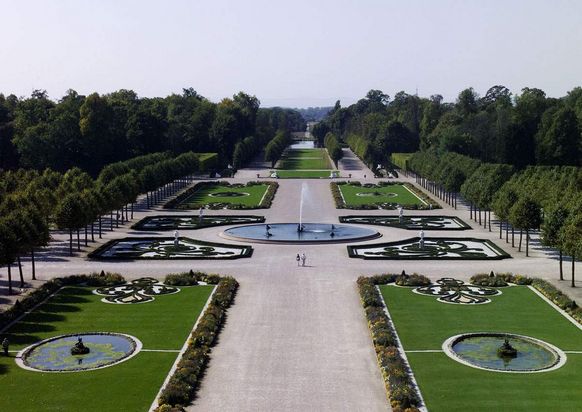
xmin=0 ymin=152 xmax=203 ymax=294
xmin=264 ymin=130 xmax=292 ymax=168
xmin=323 ymin=132 xmax=343 ymax=167
xmin=407 ymin=150 xmax=582 ymax=286
xmin=313 ymin=86 xmax=582 ymax=169
xmin=0 ymin=89 xmax=305 ymax=175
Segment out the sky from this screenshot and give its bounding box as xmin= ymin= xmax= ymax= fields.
xmin=1 ymin=0 xmax=582 ymax=107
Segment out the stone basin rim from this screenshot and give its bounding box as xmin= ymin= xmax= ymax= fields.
xmin=220 ymin=222 xmax=382 ymax=244
xmin=442 ymin=332 xmax=567 ymax=374
xmin=16 ymin=332 xmax=143 ymax=373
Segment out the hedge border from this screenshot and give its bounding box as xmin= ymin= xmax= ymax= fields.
xmin=155 ymin=272 xmax=239 ymax=411
xmin=163 ymin=181 xmax=278 ymax=210
xmin=330 ymin=181 xmax=440 ymax=210
xmin=131 ymin=215 xmax=266 ymax=231
xmin=347 ymin=237 xmax=511 ymax=260
xmin=357 ymin=274 xmax=422 ymax=411
xmin=338 ymin=215 xmax=471 ymax=231
xmin=88 ymin=237 xmax=253 ymax=260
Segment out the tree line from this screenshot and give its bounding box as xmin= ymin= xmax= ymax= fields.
xmin=406 ymin=150 xmax=582 ymax=286
xmin=0 ymin=151 xmax=206 ymax=294
xmin=0 ymin=89 xmax=305 ymax=175
xmin=313 ymin=86 xmax=582 ymax=169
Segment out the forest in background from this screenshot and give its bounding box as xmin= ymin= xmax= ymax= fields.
xmin=0 ymin=88 xmax=305 ymax=175
xmin=312 ymin=86 xmax=582 ymax=169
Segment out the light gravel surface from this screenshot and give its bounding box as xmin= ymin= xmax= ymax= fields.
xmin=2 ymin=150 xmax=580 ymax=412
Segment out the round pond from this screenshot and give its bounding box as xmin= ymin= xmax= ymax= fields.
xmin=222 ymin=223 xmax=380 ymax=243
xmin=19 ymin=333 xmax=141 ymax=372
xmin=443 ymin=333 xmax=566 ymax=373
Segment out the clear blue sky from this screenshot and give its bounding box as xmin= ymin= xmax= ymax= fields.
xmin=1 ymin=0 xmax=581 ymax=107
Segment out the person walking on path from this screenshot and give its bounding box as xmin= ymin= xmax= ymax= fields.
xmin=2 ymin=337 xmax=9 ymax=356
xmin=301 ymin=252 xmax=306 ymax=267
xmin=296 ymin=253 xmax=301 ymax=266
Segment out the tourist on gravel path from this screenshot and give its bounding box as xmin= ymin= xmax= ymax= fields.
xmin=301 ymin=253 xmax=306 ymax=266
xmin=296 ymin=253 xmax=301 ymax=266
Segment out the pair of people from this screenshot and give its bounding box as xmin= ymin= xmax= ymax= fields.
xmin=295 ymin=253 xmax=307 ymax=267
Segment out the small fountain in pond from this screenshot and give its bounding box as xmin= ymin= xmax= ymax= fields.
xmin=70 ymin=337 xmax=90 ymax=355
xmin=222 ymin=182 xmax=380 ymax=243
xmin=497 ymin=338 xmax=518 ymax=359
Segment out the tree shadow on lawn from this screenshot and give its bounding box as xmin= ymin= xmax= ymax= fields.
xmin=0 ymin=362 xmax=8 ymax=375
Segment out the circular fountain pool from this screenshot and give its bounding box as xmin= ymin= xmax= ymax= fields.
xmin=221 ymin=223 xmax=380 ymax=243
xmin=443 ymin=333 xmax=566 ymax=373
xmin=18 ymin=333 xmax=141 ymax=372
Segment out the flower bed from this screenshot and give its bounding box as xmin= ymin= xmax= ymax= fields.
xmin=357 ymin=274 xmax=422 ymax=411
xmin=156 ymin=272 xmax=238 ymax=411
xmin=164 ymin=181 xmax=278 ymax=210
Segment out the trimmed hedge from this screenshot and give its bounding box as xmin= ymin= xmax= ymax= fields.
xmin=357 ymin=274 xmax=421 ymax=411
xmin=0 ymin=272 xmax=125 ymax=331
xmin=156 ymin=272 xmax=238 ymax=410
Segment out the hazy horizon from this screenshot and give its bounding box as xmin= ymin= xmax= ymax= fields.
xmin=1 ymin=0 xmax=581 ymax=108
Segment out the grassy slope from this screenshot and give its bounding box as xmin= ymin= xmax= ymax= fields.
xmin=0 ymin=285 xmax=213 ymax=412
xmin=339 ymin=184 xmax=423 ymax=206
xmin=277 ymin=148 xmax=332 ymax=170
xmin=380 ymin=285 xmax=582 ymax=411
xmin=180 ymin=184 xmax=269 ymax=208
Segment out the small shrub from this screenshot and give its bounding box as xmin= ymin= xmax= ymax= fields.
xmin=395 ymin=273 xmax=430 ymax=287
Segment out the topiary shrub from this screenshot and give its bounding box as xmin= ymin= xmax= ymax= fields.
xmin=395 ymin=273 xmax=430 ymax=287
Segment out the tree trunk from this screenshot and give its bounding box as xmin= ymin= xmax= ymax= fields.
xmin=91 ymin=223 xmax=95 ymax=242
xmin=7 ymin=264 xmax=12 ymax=295
xmin=506 ymin=221 xmax=509 ymax=243
xmin=31 ymin=249 xmax=36 ymax=280
xmin=111 ymin=212 xmax=114 ymax=231
xmin=525 ymin=229 xmax=529 ymax=257
xmin=84 ymin=226 xmax=88 ymax=247
xmin=99 ymin=216 xmax=102 ymax=239
xmin=499 ymin=219 xmax=503 ymax=239
xmin=559 ymin=250 xmax=563 ymax=281
xmin=17 ymin=256 xmax=24 ymax=288
xmin=572 ymin=255 xmax=576 ymax=288
xmin=131 ymin=203 xmax=134 ymax=219
xmin=77 ymin=229 xmax=81 ymax=251
xmin=518 ymin=229 xmax=523 ymax=252
xmin=69 ymin=229 xmax=73 ymax=256
xmin=469 ymin=203 xmax=472 ymax=219
xmin=511 ymin=227 xmax=515 ymax=247
xmin=488 ymin=211 xmax=491 ymax=232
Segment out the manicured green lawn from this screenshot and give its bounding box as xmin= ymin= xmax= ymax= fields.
xmin=277 ymin=148 xmax=332 ymax=170
xmin=379 ymin=285 xmax=582 ymax=411
xmin=338 ymin=183 xmax=425 ymax=207
xmin=179 ymin=183 xmax=269 ymax=208
xmin=0 ymin=285 xmax=213 ymax=411
xmin=274 ymin=170 xmax=338 ymax=178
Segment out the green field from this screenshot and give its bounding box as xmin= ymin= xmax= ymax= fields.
xmin=379 ymin=285 xmax=582 ymax=411
xmin=177 ymin=183 xmax=269 ymax=208
xmin=277 ymin=148 xmax=332 ymax=170
xmin=338 ymin=183 xmax=426 ymax=207
xmin=0 ymin=285 xmax=213 ymax=411
xmin=274 ymin=170 xmax=338 ymax=178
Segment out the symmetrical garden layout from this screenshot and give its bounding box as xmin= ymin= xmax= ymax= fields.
xmin=333 ymin=181 xmax=438 ymax=209
xmin=348 ymin=237 xmax=510 ymax=260
xmin=273 ymin=148 xmax=338 ymax=178
xmin=164 ymin=181 xmax=277 ymax=209
xmin=89 ymin=237 xmax=253 ymax=259
xmin=0 ymin=283 xmax=213 ymax=411
xmin=339 ymin=215 xmax=470 ymax=230
xmin=379 ymin=283 xmax=582 ymax=411
xmin=132 ymin=214 xmax=265 ymax=231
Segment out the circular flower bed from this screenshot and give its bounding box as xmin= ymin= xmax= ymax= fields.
xmin=18 ymin=332 xmax=142 ymax=372
xmin=442 ymin=332 xmax=566 ymax=373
